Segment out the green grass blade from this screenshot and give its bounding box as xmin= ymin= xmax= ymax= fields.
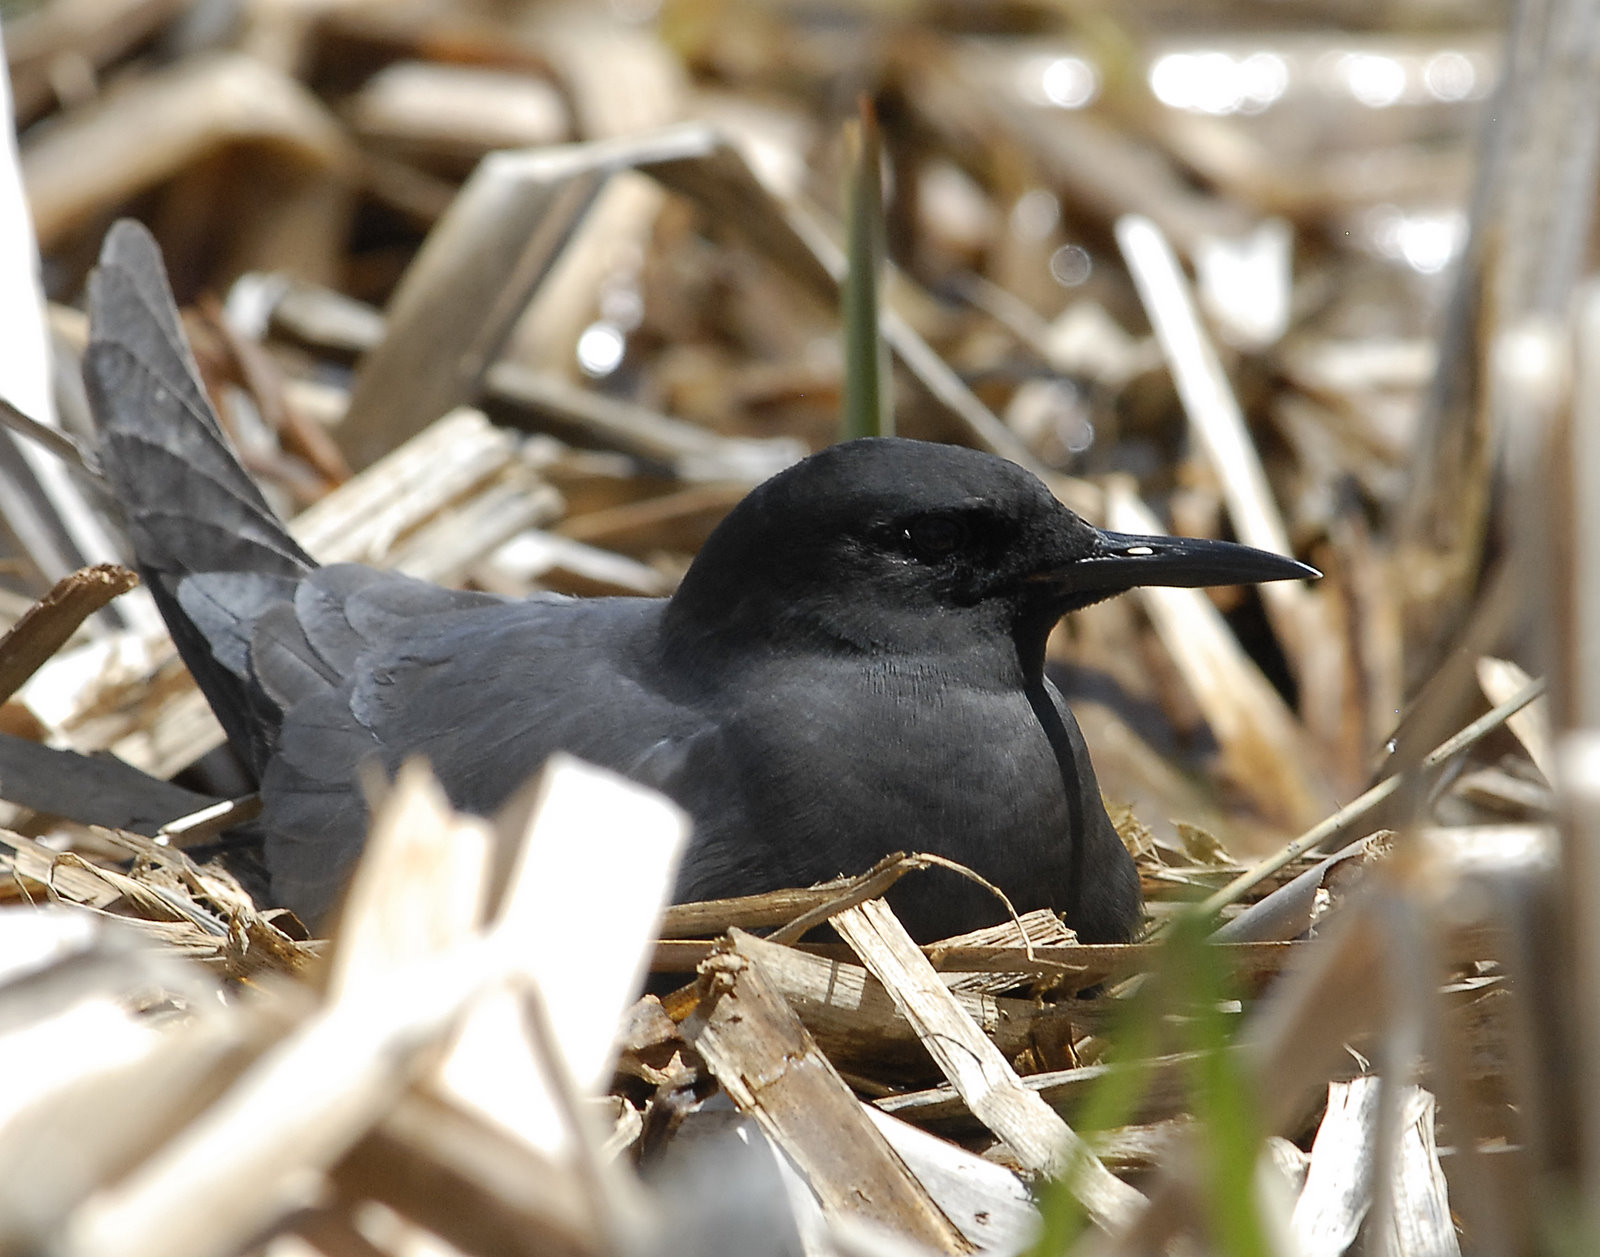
xmin=1168 ymin=910 xmax=1271 ymax=1257
xmin=1027 ymin=910 xmax=1270 ymax=1256
xmin=840 ymin=97 xmax=892 ymax=441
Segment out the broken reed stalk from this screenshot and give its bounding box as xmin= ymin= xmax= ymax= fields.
xmin=0 ymin=395 xmax=100 ymax=477
xmin=0 ymin=564 xmax=137 ymax=704
xmin=686 ymin=943 xmax=974 ymax=1254
xmin=831 ymin=897 xmax=1143 ymax=1232
xmin=770 ymin=851 xmax=1026 ymax=949
xmin=1192 ymin=675 xmax=1548 ymax=922
xmin=155 ymin=794 xmax=264 ymax=847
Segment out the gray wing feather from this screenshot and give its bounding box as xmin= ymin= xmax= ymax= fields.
xmin=85 ymin=222 xmax=316 ymax=770
xmin=292 ymin=567 xmax=389 ymax=671
xmin=176 ymin=572 xmax=303 ymax=677
xmin=86 ymin=222 xmax=315 ymax=584
xmin=252 ymin=594 xmax=710 ymax=923
xmin=249 ymin=601 xmax=342 ymax=712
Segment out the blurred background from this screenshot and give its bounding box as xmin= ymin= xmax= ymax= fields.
xmin=4 ymin=3 xmax=1599 ymax=1253
xmin=3 ymin=0 xmax=1549 ymax=863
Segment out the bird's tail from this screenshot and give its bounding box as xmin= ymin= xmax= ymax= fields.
xmin=84 ymin=220 xmax=314 ymax=586
xmin=83 ymin=220 xmax=317 ymax=770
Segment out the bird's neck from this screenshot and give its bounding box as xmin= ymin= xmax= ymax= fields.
xmin=661 ymin=595 xmax=889 ymax=666
xmin=661 ymin=595 xmax=1051 ymax=693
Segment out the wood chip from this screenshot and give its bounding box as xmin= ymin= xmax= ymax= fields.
xmin=1290 ymin=1077 xmax=1460 ymax=1257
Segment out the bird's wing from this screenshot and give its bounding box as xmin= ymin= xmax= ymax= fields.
xmin=253 ymin=588 xmax=708 ymax=923
xmin=84 ymin=221 xmax=319 ymax=771
xmin=84 ymin=223 xmax=313 ymax=582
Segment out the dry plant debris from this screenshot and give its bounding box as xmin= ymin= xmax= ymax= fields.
xmin=0 ymin=0 xmax=1594 ymax=1253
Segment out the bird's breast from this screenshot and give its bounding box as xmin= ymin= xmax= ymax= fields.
xmin=684 ymin=656 xmax=1090 ymax=911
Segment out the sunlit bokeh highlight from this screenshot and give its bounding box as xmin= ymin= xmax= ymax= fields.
xmin=1041 ymin=56 xmax=1099 ymax=109
xmin=577 ymin=321 xmax=627 ymax=377
xmin=1338 ymin=53 xmax=1407 ymax=108
xmin=1017 ymin=54 xmax=1099 ymax=110
xmin=1423 ymin=50 xmax=1478 ymax=101
xmin=1148 ymin=47 xmax=1492 ymax=114
xmin=1149 ymin=51 xmax=1288 ymax=115
xmin=1049 ymin=244 xmax=1093 ymax=287
xmin=1365 ymin=205 xmax=1469 ymax=274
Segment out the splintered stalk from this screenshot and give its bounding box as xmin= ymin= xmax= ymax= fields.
xmin=840 ymin=96 xmax=892 ymax=441
xmin=1191 ymin=674 xmax=1548 ymax=924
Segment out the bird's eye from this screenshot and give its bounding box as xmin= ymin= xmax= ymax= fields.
xmin=906 ymin=513 xmax=970 ymax=560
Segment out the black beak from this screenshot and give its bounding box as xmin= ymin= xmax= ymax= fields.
xmin=1035 ymin=527 xmax=1319 ymax=600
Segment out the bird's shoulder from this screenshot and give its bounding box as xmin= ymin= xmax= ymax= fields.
xmin=262 ymin=571 xmax=704 ymax=798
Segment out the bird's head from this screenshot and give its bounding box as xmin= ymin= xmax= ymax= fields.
xmin=665 ymin=437 xmax=1315 ymax=672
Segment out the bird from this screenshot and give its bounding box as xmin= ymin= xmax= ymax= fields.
xmin=82 ymin=219 xmax=1316 ymax=942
